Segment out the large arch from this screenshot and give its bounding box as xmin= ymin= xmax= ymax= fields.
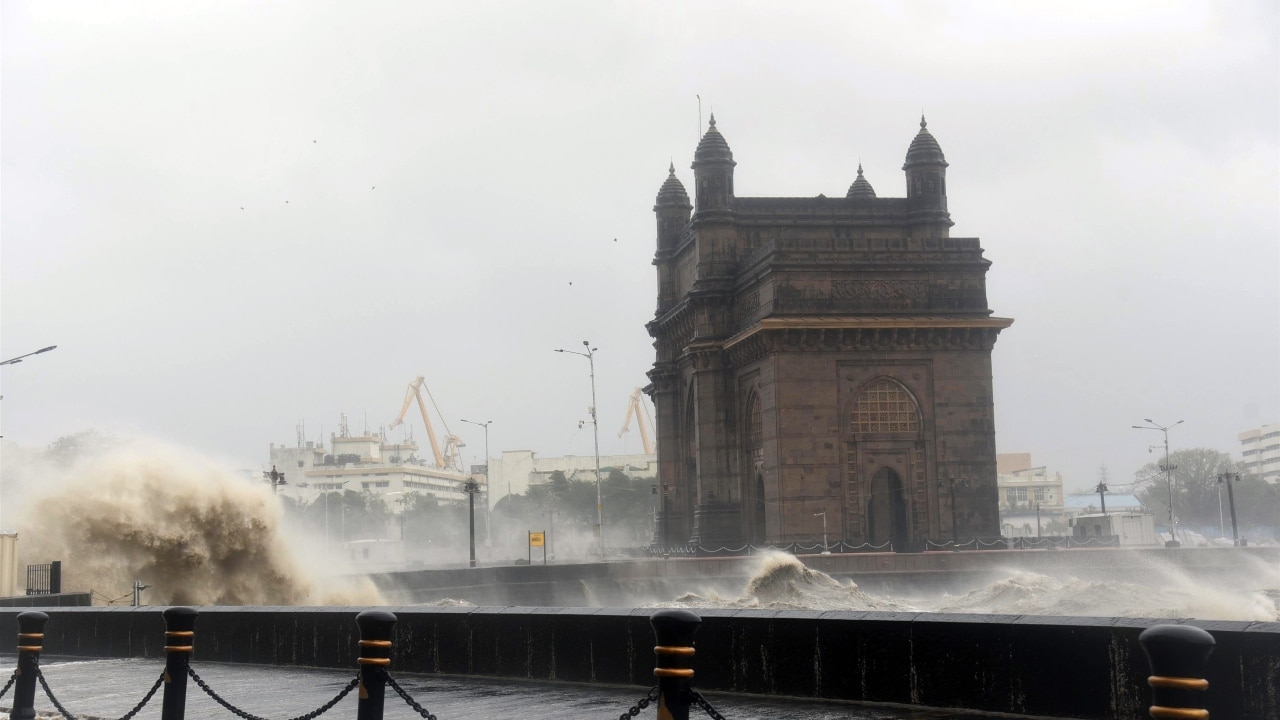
xmin=845 ymin=376 xmax=927 ymax=550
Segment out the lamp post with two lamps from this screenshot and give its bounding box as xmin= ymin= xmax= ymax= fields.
xmin=460 ymin=418 xmax=493 ymax=547
xmin=1131 ymin=419 xmax=1183 ymax=547
xmin=812 ymin=510 xmax=830 ymax=554
xmin=555 ymin=341 xmax=604 ymax=557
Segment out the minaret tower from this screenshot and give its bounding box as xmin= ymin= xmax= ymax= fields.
xmin=653 ymin=163 xmax=691 ymax=313
xmin=690 ymin=114 xmax=736 ymax=214
xmin=902 ymin=115 xmax=953 ymax=234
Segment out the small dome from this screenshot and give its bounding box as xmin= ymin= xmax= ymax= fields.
xmin=692 ymin=114 xmax=734 ymax=165
xmin=846 ymin=163 xmax=876 ymax=199
xmin=655 ymin=162 xmax=691 ymax=206
xmin=902 ymin=115 xmax=948 ymax=170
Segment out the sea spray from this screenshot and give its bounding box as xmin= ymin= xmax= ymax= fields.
xmin=13 ymin=436 xmax=382 ymax=605
xmin=659 ymin=551 xmax=913 ymax=612
xmin=658 ymin=551 xmax=1279 ymax=621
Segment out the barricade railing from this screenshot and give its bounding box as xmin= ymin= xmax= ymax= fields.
xmin=924 ymin=536 xmax=1123 ymax=551
xmin=1 ymin=608 xmax=1220 ymax=720
xmin=645 ymin=540 xmax=892 ymax=557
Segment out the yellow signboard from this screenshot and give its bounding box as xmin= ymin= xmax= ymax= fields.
xmin=529 ymin=531 xmax=545 ymax=547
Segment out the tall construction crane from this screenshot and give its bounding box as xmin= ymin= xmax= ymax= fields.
xmin=618 ymin=387 xmax=656 ymax=455
xmin=390 ymin=376 xmax=466 ymax=472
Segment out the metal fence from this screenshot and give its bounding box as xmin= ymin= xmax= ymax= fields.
xmin=25 ymin=561 xmax=61 ymax=596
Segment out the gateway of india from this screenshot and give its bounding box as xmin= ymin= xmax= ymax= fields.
xmin=647 ymin=116 xmax=1012 ymax=551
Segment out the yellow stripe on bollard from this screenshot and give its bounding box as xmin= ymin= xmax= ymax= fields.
xmin=1149 ymin=708 xmax=1209 ymax=720
xmin=1148 ymin=676 xmax=1209 ymax=691
xmin=654 ymin=646 xmax=695 ymax=656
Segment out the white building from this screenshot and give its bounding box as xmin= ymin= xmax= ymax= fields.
xmin=1238 ymin=423 xmax=1280 ymax=484
xmin=996 ymin=453 xmax=1066 ymax=537
xmin=268 ymin=433 xmax=476 ymax=506
xmin=485 ymin=450 xmax=657 ymax=509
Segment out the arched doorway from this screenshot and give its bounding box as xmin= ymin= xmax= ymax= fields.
xmin=867 ymin=466 xmax=909 ymax=550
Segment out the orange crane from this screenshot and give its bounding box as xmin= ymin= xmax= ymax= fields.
xmin=618 ymin=387 xmax=656 ymax=455
xmin=390 ymin=376 xmax=465 ymax=472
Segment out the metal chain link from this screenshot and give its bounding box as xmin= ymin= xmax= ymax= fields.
xmin=380 ymin=668 xmax=438 ymax=720
xmin=616 ymin=686 xmax=659 ymax=719
xmin=187 ymin=665 xmax=359 ymax=720
xmin=0 ymin=669 xmax=17 ymax=700
xmin=687 ymin=690 xmax=727 ymax=720
xmin=37 ymin=666 xmax=161 ymax=720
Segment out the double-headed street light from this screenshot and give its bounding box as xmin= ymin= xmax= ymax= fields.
xmin=460 ymin=418 xmax=493 ymax=547
xmin=1132 ymin=419 xmax=1183 ymax=548
xmin=555 ymin=341 xmax=604 ymax=557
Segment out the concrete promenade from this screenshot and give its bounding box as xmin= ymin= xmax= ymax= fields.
xmin=3 ymin=656 xmax=1002 ymax=720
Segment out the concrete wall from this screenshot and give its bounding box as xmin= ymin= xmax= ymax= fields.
xmin=0 ymin=606 xmax=1274 ymax=719
xmin=370 ymin=546 xmax=1280 ymax=606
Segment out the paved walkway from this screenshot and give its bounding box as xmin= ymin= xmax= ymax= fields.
xmin=0 ymin=656 xmax=1018 ymax=720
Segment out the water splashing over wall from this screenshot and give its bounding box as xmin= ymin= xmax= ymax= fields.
xmin=8 ymin=436 xmax=381 ymax=605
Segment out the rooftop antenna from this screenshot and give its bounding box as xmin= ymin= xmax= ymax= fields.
xmin=296 ymin=420 xmax=306 ymax=448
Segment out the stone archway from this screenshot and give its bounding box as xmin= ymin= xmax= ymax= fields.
xmin=868 ymin=466 xmax=909 ymax=550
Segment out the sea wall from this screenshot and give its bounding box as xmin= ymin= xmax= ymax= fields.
xmin=1 ymin=606 xmax=1275 ymax=719
xmin=370 ymin=545 xmax=1280 ymax=605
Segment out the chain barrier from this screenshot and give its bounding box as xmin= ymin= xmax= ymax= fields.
xmin=615 ymin=686 xmax=659 ymax=719
xmin=687 ymin=690 xmax=726 ymax=720
xmin=0 ymin=669 xmax=16 ymax=700
xmin=187 ymin=665 xmax=360 ymax=720
xmin=381 ymin=669 xmax=438 ymax=720
xmin=35 ymin=667 xmax=164 ymax=720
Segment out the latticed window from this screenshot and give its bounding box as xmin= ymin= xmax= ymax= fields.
xmin=851 ymin=378 xmax=920 ymax=433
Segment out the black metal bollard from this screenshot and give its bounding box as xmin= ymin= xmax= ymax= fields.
xmin=651 ymin=609 xmax=701 ymax=720
xmin=12 ymin=611 xmax=48 ymax=720
xmin=1139 ymin=624 xmax=1215 ymax=719
xmin=161 ymin=607 xmax=198 ymax=720
xmin=355 ymin=610 xmax=397 ymax=720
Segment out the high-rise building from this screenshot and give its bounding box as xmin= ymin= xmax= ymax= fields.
xmin=647 ymin=116 xmax=1011 ymax=550
xmin=1238 ymin=423 xmax=1280 ymax=484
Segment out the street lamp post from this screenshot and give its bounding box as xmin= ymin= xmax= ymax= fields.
xmin=460 ymin=419 xmax=493 ymax=549
xmin=0 ymin=346 xmax=57 ymax=367
xmin=542 ymin=509 xmax=557 ymax=560
xmin=555 ymin=341 xmax=604 ymax=557
xmin=939 ymin=478 xmax=967 ymax=548
xmin=464 ymin=479 xmax=480 ymax=567
xmin=323 ymin=481 xmax=349 ymax=550
xmin=1215 ymin=472 xmax=1243 ymax=547
xmin=813 ymin=510 xmax=829 ymax=553
xmin=263 ymin=465 xmax=287 ymax=495
xmin=1035 ymin=502 xmax=1041 ymax=538
xmin=1132 ymin=419 xmax=1183 ymax=548
xmin=0 ymin=345 xmax=57 ymax=526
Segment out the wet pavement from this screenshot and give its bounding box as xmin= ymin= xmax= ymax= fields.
xmin=0 ymin=656 xmax=1028 ymax=720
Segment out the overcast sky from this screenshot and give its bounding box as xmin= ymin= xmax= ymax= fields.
xmin=3 ymin=1 xmax=1277 ymax=493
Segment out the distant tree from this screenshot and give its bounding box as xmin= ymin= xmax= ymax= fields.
xmin=1134 ymin=448 xmax=1280 ymax=531
xmin=45 ymin=430 xmax=113 ymax=466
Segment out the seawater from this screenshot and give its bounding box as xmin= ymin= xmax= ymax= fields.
xmin=657 ymin=551 xmax=1280 ymax=621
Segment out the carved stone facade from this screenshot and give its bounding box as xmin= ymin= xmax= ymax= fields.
xmin=647 ymin=116 xmax=1012 ymax=551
